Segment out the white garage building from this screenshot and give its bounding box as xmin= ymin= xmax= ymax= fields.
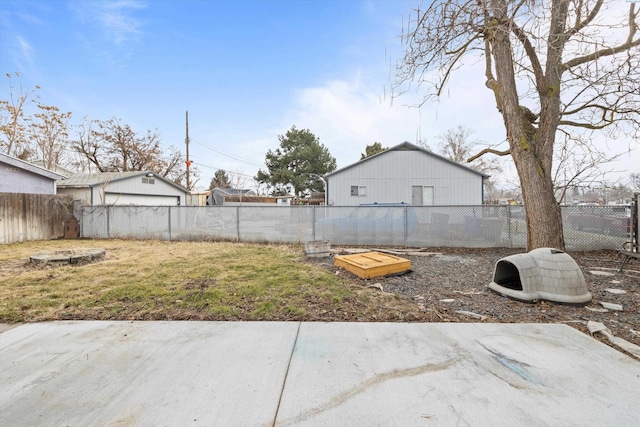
xmin=325 ymin=142 xmax=488 ymax=206
xmin=56 ymin=171 xmax=187 ymax=206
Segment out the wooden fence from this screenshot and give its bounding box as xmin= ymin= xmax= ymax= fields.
xmin=0 ymin=193 xmax=73 ymax=244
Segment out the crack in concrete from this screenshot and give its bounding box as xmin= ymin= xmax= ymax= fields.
xmin=275 ymin=357 xmax=458 ymax=426
xmin=271 ymin=322 xmax=301 ymax=427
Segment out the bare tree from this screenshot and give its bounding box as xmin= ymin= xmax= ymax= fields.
xmin=29 ymin=104 xmax=72 ymax=170
xmin=436 ymin=125 xmax=504 ymax=202
xmin=394 ymin=0 xmax=640 ymax=250
xmin=436 ymin=126 xmax=503 ymax=174
xmin=72 ymin=117 xmax=194 ymax=188
xmin=552 ymin=132 xmax=626 ymax=203
xmin=0 ymin=72 xmax=40 ymax=159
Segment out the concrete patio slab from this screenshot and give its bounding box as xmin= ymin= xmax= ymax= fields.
xmin=276 ymin=323 xmax=640 ymax=426
xmin=0 ymin=321 xmax=298 ymax=426
xmin=1 ymin=321 xmax=638 ymax=426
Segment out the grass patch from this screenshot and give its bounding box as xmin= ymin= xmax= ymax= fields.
xmin=0 ymin=239 xmax=420 ymax=323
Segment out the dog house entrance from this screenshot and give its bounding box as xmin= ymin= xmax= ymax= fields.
xmin=493 ymin=260 xmax=523 ymax=291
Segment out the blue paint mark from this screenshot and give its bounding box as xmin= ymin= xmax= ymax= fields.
xmin=495 ymin=355 xmax=541 ymax=385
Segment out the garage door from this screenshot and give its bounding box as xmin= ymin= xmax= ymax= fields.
xmin=104 ymin=193 xmax=180 ymax=206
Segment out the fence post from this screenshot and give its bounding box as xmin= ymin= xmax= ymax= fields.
xmin=507 ymin=205 xmax=512 ymax=248
xmin=168 ymin=207 xmax=172 ymax=241
xmin=312 ymin=206 xmax=316 ymax=241
xmin=106 ymin=205 xmax=110 ymax=239
xmin=236 ymin=206 xmax=240 ymax=242
xmin=404 ymin=205 xmax=408 ymax=248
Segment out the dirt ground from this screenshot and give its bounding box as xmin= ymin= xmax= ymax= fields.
xmin=307 ymin=247 xmax=640 ymax=350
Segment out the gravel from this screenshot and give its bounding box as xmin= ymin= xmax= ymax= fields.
xmin=309 ymin=247 xmax=640 ymax=351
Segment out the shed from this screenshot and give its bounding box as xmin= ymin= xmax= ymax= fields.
xmin=324 ymin=142 xmax=488 ymax=206
xmin=56 ymin=171 xmax=187 ymax=206
xmin=0 ymin=153 xmax=66 ymax=194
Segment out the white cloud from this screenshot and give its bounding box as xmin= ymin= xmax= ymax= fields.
xmin=71 ymin=0 xmax=146 ymax=46
xmin=284 ymin=76 xmax=428 ymax=169
xmin=16 ymin=35 xmax=34 ymax=66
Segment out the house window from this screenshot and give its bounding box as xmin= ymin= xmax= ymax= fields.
xmin=351 ymin=185 xmax=366 ymax=196
xmin=142 ymin=177 xmax=155 ymax=184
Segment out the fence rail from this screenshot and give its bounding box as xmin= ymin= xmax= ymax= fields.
xmin=78 ymin=204 xmax=634 ymax=251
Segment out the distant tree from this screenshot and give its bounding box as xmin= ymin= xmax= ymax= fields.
xmin=552 ymin=133 xmax=626 ymax=204
xmin=394 ymin=0 xmax=640 ymax=250
xmin=437 ymin=126 xmax=501 ymax=173
xmin=0 ymin=72 xmax=40 ymax=159
xmin=436 ymin=126 xmax=503 ymax=200
xmin=360 ymin=142 xmax=388 ymax=160
xmin=255 ymin=126 xmax=337 ymax=197
xmin=29 ymin=104 xmax=72 ymax=170
xmin=209 ymin=169 xmax=231 ymax=190
xmin=72 ymin=117 xmax=194 ymax=188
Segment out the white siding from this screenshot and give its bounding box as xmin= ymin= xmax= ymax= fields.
xmin=327 ymin=148 xmax=483 ymax=206
xmin=96 ymin=176 xmax=186 ymax=205
xmin=104 ymin=193 xmax=180 ymax=205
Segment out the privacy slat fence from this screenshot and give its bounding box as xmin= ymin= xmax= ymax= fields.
xmin=0 ymin=193 xmax=72 ymax=244
xmin=78 ymin=204 xmax=633 ymax=251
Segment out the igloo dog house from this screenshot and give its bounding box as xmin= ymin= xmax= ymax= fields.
xmin=488 ymin=248 xmax=591 ymax=304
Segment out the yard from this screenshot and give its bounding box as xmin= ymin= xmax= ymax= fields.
xmin=0 ymin=240 xmax=419 ymax=323
xmin=1 ymin=240 xmax=638 ymax=355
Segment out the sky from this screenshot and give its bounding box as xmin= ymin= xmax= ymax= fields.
xmin=1 ymin=0 xmax=638 ymax=192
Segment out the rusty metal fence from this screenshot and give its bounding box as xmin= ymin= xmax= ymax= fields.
xmin=78 ymin=204 xmax=633 ymax=251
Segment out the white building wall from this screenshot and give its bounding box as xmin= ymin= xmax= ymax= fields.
xmin=100 ymin=176 xmax=186 ymax=205
xmin=327 ymin=149 xmax=484 ymax=206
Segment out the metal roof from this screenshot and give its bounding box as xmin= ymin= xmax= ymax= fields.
xmin=324 ymin=141 xmax=490 ymax=179
xmin=57 ymin=171 xmax=146 ymax=187
xmin=56 ymin=171 xmax=188 ymax=192
xmin=0 ymin=153 xmax=67 ymax=180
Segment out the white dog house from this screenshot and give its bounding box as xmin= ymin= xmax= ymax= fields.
xmin=488 ymin=248 xmax=591 ymax=304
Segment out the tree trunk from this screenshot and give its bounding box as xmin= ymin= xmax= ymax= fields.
xmin=488 ymin=0 xmax=566 ymax=251
xmin=511 ymin=142 xmax=565 ymax=251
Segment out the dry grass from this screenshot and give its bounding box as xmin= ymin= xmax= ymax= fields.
xmin=0 ymin=239 xmax=421 ymax=323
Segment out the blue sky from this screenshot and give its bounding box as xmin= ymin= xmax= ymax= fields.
xmin=1 ymin=0 xmax=637 ymax=192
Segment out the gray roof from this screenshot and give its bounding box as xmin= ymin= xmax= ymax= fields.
xmin=0 ymin=153 xmax=67 ymax=180
xmin=325 ymin=141 xmax=490 ymax=179
xmin=57 ymin=171 xmax=147 ymax=187
xmin=57 ymin=171 xmax=188 ymax=192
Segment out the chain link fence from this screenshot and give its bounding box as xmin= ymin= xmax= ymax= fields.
xmin=79 ymin=204 xmax=632 ymax=251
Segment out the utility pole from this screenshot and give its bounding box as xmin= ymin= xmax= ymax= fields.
xmin=185 ymin=111 xmax=191 ymax=191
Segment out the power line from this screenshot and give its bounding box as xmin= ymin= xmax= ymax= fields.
xmin=191 ymin=139 xmax=264 ymax=167
xmin=189 ymin=160 xmax=256 ymax=179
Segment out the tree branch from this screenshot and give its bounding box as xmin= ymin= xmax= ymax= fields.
xmin=557 ymin=119 xmax=612 ymax=130
xmin=566 ymin=0 xmax=604 ymax=37
xmin=467 ymin=147 xmax=511 ymax=162
xmin=510 ymin=21 xmax=545 ymax=93
xmin=563 ymin=4 xmax=639 ymax=70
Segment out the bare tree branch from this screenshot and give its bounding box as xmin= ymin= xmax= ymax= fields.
xmin=467 ymin=147 xmax=511 ymax=162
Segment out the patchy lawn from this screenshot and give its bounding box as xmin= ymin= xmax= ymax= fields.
xmin=0 ymin=239 xmax=421 ymax=323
